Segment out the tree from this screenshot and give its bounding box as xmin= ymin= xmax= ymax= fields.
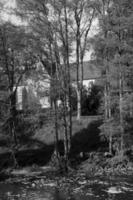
xmin=91 ymin=0 xmax=113 ymax=154
xmin=0 ymin=22 xmax=36 ymax=166
xmin=70 ymin=0 xmax=96 ymax=120
xmin=110 ymin=0 xmax=133 ymax=155
xmin=92 ymin=0 xmax=133 ymax=155
xmin=16 ymin=0 xmax=73 ymax=171
xmin=48 ymin=0 xmax=73 ymax=170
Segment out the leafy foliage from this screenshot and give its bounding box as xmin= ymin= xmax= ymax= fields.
xmin=93 ymin=0 xmax=133 ymax=155
xmin=71 ymin=85 xmax=103 ymax=115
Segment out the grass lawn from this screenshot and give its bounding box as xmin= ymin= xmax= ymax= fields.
xmin=33 ymin=115 xmax=102 ymax=145
xmin=0 ymin=115 xmax=104 ymax=168
xmin=32 ymin=115 xmax=104 ymax=157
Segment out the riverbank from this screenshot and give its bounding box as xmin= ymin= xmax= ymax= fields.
xmin=79 ymin=152 xmax=133 ymax=177
xmin=1 ymin=149 xmax=133 ymax=182
xmin=0 ymin=162 xmax=133 ymax=200
xmin=1 ymin=151 xmax=133 ymax=184
xmin=0 ymin=115 xmax=133 ymax=182
xmin=0 ymin=116 xmax=104 ymax=169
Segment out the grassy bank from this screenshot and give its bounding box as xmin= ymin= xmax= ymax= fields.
xmin=0 ymin=115 xmax=133 ymax=180
xmin=0 ymin=115 xmax=104 ymax=169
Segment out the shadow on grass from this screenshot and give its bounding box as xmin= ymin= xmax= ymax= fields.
xmin=0 ymin=141 xmax=55 ymax=169
xmin=16 ymin=144 xmax=54 ymax=167
xmin=70 ymin=119 xmax=106 ymax=157
xmin=0 ymin=139 xmax=65 ymax=170
xmin=0 ymin=118 xmax=106 ymax=170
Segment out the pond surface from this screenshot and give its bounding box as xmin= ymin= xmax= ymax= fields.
xmin=0 ymin=175 xmax=133 ymax=200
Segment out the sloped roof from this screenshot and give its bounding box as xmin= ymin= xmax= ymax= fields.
xmin=70 ymin=61 xmax=101 ymax=81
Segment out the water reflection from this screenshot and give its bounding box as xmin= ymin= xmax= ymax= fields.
xmin=107 ymin=194 xmax=116 ymax=200
xmin=0 ymin=176 xmax=133 ymax=200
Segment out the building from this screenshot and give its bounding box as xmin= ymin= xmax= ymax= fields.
xmin=16 ymin=62 xmax=51 ymax=110
xmin=70 ymin=61 xmax=101 ymax=89
xmin=16 ymin=60 xmax=101 ymax=110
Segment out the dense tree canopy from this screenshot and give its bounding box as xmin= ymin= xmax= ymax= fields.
xmin=92 ymin=0 xmax=133 ymax=155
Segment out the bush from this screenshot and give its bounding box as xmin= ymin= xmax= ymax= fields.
xmin=71 ymin=84 xmax=103 ymax=115
xmin=107 ymin=154 xmax=129 ymax=167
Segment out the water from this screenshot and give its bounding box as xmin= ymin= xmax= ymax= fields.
xmin=0 ymin=175 xmax=133 ymax=200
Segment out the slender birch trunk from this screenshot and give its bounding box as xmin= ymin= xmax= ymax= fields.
xmin=64 ymin=1 xmax=72 ymax=150
xmin=119 ymin=69 xmax=124 ymax=155
xmin=76 ymin=31 xmax=81 ymax=121
xmin=9 ymin=90 xmax=18 ymax=167
xmin=54 ymin=100 xmax=60 ymax=159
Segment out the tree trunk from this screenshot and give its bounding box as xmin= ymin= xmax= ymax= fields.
xmin=9 ymin=90 xmax=18 ymax=167
xmin=62 ymin=91 xmax=69 ymax=172
xmin=64 ymin=0 xmax=72 ymax=150
xmin=104 ymin=84 xmax=108 ymax=120
xmin=108 ymin=103 xmax=112 ymax=155
xmin=76 ymin=22 xmax=81 ymax=121
xmin=80 ymin=60 xmax=84 ymax=117
xmin=54 ymin=100 xmax=60 ymax=160
xmin=63 ymin=105 xmax=69 ymax=172
xmin=119 ymin=70 xmax=124 ymax=155
xmin=77 ymin=88 xmax=81 ymax=121
xmin=104 ymin=59 xmax=112 ymax=154
xmin=9 ymin=91 xmax=18 ymax=146
xmin=107 ymin=79 xmax=112 ymax=154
